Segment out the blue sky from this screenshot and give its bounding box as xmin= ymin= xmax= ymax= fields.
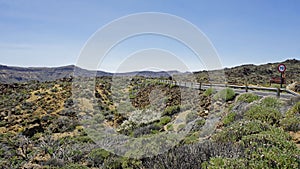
xmin=0 ymin=0 xmax=300 ymax=72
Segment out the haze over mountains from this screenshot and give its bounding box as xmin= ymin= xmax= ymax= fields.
xmin=0 ymin=59 xmax=299 ymax=84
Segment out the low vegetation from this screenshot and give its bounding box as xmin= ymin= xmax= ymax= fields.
xmin=0 ymin=77 xmax=299 ymax=168
xmin=245 ymin=105 xmax=282 ymax=126
xmin=222 ymin=112 xmax=236 ymax=126
xmin=280 ymin=101 xmax=300 ymax=132
xmin=213 ymin=88 xmax=236 ymax=101
xmin=203 ymin=88 xmax=215 ymax=97
xmin=211 ymin=94 xmax=300 ymax=168
xmin=236 ymin=93 xmax=260 ymax=103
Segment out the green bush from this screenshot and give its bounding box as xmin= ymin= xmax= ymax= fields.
xmin=61 ymin=164 xmax=89 ymax=169
xmin=163 ymin=105 xmax=180 ymax=116
xmin=159 ymin=116 xmax=171 ymax=126
xmin=280 ymin=117 xmax=300 ymax=132
xmin=210 ymin=121 xmax=300 ymax=168
xmin=205 ymin=157 xmax=246 ymax=169
xmin=245 ymin=105 xmax=282 ymax=126
xmin=260 ymin=96 xmax=282 ymax=109
xmin=189 ymin=119 xmax=206 ymax=132
xmin=75 ymin=135 xmax=94 ymax=143
xmin=88 ymin=148 xmax=111 ymax=167
xmin=285 ymin=101 xmax=300 ymax=118
xmin=206 ymin=148 xmax=300 ymax=169
xmin=240 ymin=128 xmax=299 ymax=169
xmin=213 ymin=88 xmax=235 ymax=101
xmin=212 ymin=120 xmax=271 ymax=143
xmin=0 ymin=121 xmax=6 ymax=127
xmin=245 ymin=146 xmax=300 ymax=169
xmin=129 ymin=93 xmax=136 ymax=99
xmin=166 ymin=124 xmax=174 ymax=131
xmin=196 ymin=119 xmax=206 ymax=126
xmin=240 ymin=127 xmax=293 ymax=149
xmin=209 ymin=99 xmax=300 ymax=169
xmin=222 ymin=112 xmax=236 ymax=126
xmin=120 ymin=157 xmax=142 ymax=169
xmin=270 ymin=83 xmax=285 ymax=88
xmin=170 ymin=84 xmax=176 ymax=88
xmin=280 ymin=101 xmax=300 ymax=131
xmin=178 ymin=124 xmax=186 ymax=131
xmin=182 ymin=132 xmax=200 ymax=144
xmin=236 ymin=93 xmax=260 ymax=103
xmin=203 ymin=88 xmax=215 ymax=97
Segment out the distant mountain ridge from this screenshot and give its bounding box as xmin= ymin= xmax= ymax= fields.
xmin=0 ymin=64 xmax=182 ymax=83
xmin=0 ymin=59 xmax=299 ymax=84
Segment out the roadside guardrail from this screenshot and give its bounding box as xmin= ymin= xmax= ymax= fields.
xmin=155 ymin=79 xmax=300 ymax=98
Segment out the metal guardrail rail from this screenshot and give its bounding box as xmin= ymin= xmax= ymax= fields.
xmin=154 ymin=79 xmax=300 ymax=98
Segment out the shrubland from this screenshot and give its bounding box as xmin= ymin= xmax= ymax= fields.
xmin=0 ymin=78 xmax=299 ymax=168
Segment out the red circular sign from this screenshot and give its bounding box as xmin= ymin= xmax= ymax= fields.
xmin=277 ymin=64 xmax=286 ymax=73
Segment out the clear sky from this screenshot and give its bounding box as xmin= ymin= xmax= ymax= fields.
xmin=0 ymin=0 xmax=300 ymax=72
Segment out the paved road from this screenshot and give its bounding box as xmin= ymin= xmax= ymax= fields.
xmin=159 ymin=80 xmax=297 ymax=100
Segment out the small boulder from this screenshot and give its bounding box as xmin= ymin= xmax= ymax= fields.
xmin=287 ymin=81 xmax=300 ymax=92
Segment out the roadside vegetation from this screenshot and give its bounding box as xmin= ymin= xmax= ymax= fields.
xmin=213 ymin=95 xmax=300 ymax=168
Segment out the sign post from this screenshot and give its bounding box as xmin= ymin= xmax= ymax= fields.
xmin=277 ymin=64 xmax=286 ymax=88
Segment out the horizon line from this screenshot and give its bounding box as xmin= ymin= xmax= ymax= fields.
xmin=0 ymin=58 xmax=298 ymax=74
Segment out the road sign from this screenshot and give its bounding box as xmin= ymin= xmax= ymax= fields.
xmin=277 ymin=64 xmax=286 ymax=88
xmin=277 ymin=64 xmax=286 ymax=73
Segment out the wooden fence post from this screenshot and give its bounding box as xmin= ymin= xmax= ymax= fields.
xmin=276 ymin=88 xmax=280 ymax=97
